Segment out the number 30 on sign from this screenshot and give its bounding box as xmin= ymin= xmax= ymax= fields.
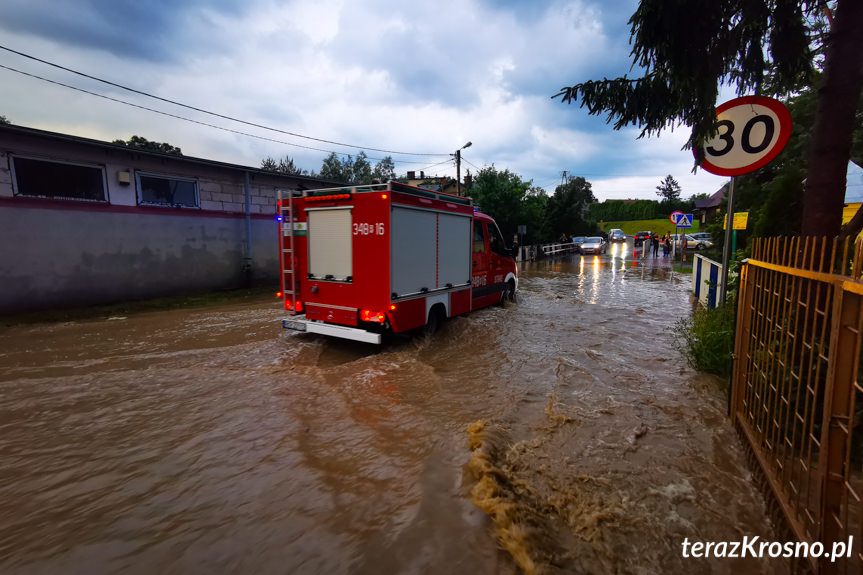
xmin=698 ymin=96 xmax=792 ymax=177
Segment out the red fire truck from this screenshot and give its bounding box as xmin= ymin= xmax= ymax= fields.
xmin=277 ymin=182 xmax=518 ymax=344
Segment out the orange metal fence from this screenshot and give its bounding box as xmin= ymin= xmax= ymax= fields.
xmin=733 ymin=237 xmax=863 ymax=573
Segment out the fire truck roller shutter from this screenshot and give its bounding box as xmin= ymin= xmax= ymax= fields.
xmin=390 ymin=206 xmax=437 ymax=297
xmin=437 ymin=213 xmax=471 ymax=289
xmin=307 ymin=207 xmax=353 ymax=281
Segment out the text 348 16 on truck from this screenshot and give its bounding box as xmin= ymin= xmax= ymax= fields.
xmin=277 ymin=182 xmax=518 ymax=344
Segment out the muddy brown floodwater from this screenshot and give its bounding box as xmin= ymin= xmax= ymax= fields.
xmin=0 ymin=248 xmax=787 ymax=575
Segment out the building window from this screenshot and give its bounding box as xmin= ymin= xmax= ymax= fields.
xmin=136 ymin=172 xmax=199 ymax=207
xmin=11 ymin=155 xmax=107 ymax=201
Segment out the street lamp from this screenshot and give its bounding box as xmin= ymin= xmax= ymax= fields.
xmin=453 ymin=141 xmax=472 ymax=196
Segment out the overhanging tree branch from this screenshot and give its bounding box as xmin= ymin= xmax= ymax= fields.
xmin=552 ymin=0 xmax=860 ymax=239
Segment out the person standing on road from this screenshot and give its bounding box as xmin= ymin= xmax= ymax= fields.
xmin=651 ymin=232 xmax=659 ymax=257
xmin=663 ymin=233 xmax=671 ymax=257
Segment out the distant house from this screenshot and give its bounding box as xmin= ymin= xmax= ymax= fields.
xmin=694 ymin=185 xmax=727 ymax=224
xmin=405 ymin=170 xmax=466 ymax=196
xmin=0 ymin=123 xmax=342 ymax=313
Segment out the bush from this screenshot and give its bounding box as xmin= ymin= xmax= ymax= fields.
xmin=674 ymin=304 xmax=735 ymax=378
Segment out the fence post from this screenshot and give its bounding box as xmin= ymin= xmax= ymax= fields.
xmin=817 ymin=286 xmax=862 ymax=573
xmin=731 ymin=260 xmax=754 ymax=423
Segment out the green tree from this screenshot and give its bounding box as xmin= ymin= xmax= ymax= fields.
xmin=0 ymin=115 xmax=9 ymax=125
xmin=552 ymin=0 xmax=863 ymax=239
xmin=352 ymin=151 xmax=373 ymax=184
xmin=372 ymin=156 xmax=396 ymax=182
xmin=319 ymin=152 xmax=351 ymax=182
xmin=318 ymin=151 xmax=396 ymax=184
xmin=588 ymin=197 xmax=694 ymax=222
xmin=656 ymin=174 xmax=682 ymax=202
xmin=522 ymin=188 xmax=550 ymax=243
xmin=546 ymin=176 xmax=597 ymax=237
xmin=113 ymin=135 xmax=182 ymax=155
xmin=260 ymin=155 xmax=308 ymax=175
xmin=471 ymin=166 xmax=547 ymax=244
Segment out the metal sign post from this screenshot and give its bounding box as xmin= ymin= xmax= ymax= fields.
xmin=669 ymin=212 xmax=693 ymax=261
xmin=681 ymin=214 xmax=692 ymax=261
xmin=669 ymin=211 xmax=683 ymax=260
xmin=720 ymin=177 xmax=735 ymax=304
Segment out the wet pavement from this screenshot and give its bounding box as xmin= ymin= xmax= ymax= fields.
xmin=0 ymin=244 xmax=785 ymax=574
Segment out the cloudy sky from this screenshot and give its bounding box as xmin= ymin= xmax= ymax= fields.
xmin=0 ymin=0 xmax=730 ymax=200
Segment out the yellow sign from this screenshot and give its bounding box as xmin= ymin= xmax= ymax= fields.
xmin=723 ymin=212 xmax=749 ymax=230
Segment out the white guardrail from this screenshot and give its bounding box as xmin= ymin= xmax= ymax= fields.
xmin=692 ymin=254 xmax=722 ymax=309
xmin=511 ymin=242 xmax=579 ymax=262
xmin=540 ymin=242 xmax=580 ymax=257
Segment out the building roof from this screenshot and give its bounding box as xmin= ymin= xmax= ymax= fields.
xmin=694 ymin=185 xmax=727 ymax=209
xmin=0 ymin=123 xmax=345 ymax=187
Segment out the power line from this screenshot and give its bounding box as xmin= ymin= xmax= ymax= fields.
xmin=462 ymin=157 xmax=483 ymax=172
xmin=538 ymin=179 xmax=562 ymax=190
xmin=0 ymin=63 xmax=437 ymax=166
xmin=0 ymin=44 xmax=450 ymax=158
xmin=413 ymin=157 xmax=455 ymax=173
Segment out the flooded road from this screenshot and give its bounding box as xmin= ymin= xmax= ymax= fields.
xmin=0 ymin=246 xmax=785 ymax=574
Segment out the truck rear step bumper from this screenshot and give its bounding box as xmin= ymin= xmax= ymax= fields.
xmin=283 ymin=315 xmax=382 ymax=344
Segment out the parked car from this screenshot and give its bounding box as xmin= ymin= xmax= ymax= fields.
xmin=670 ymin=234 xmax=712 ymax=250
xmin=580 ymin=236 xmax=607 ymax=255
xmin=609 ymin=228 xmax=626 ymax=242
xmin=687 ymin=234 xmax=713 ymax=250
xmin=634 ymin=231 xmax=652 ymax=246
xmin=689 ymin=232 xmax=713 ymax=243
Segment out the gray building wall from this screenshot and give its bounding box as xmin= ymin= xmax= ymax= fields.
xmin=0 ymin=126 xmax=339 ymax=313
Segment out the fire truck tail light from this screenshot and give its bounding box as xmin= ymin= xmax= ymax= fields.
xmin=389 ymin=304 xmax=396 ymax=311
xmin=285 ymin=300 xmax=304 ymax=312
xmin=360 ymin=309 xmax=386 ymax=323
xmin=276 ymin=291 xmax=282 ymax=298
xmin=382 ymin=193 xmax=388 ymax=199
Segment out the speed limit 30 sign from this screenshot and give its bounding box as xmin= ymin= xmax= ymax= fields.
xmin=698 ymin=96 xmax=792 ymax=177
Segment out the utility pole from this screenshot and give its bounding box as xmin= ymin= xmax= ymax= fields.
xmin=456 ymin=149 xmax=462 ymax=197
xmin=453 ymin=141 xmax=472 ymax=196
